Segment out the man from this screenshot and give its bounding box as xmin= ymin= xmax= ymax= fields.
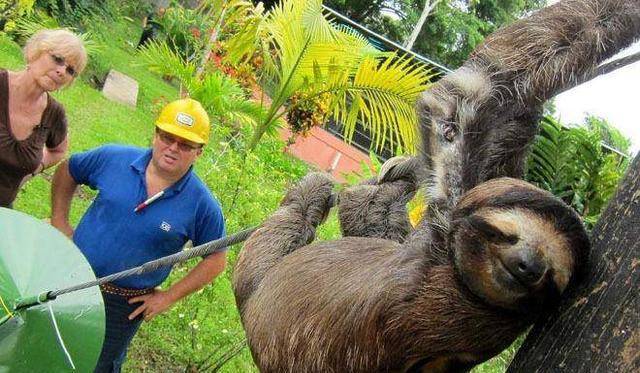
xmin=51 ymin=98 xmax=226 ymax=372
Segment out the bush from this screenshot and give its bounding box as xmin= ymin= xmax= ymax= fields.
xmin=525 ymin=115 xmax=630 ymax=229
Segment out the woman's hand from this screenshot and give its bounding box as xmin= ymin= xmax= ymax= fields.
xmin=51 ymin=217 xmax=74 ymax=238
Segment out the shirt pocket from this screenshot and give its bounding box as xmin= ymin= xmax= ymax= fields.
xmin=141 ymin=217 xmax=188 ymax=258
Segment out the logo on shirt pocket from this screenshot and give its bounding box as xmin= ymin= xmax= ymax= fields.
xmin=160 ymin=221 xmax=172 ymax=232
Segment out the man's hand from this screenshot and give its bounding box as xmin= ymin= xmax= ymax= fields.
xmin=126 ymin=252 xmax=226 ymax=322
xmin=128 ymin=289 xmax=176 ymax=322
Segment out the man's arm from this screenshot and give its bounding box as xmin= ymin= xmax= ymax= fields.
xmin=128 ymin=250 xmax=227 ymax=321
xmin=51 ymin=159 xmax=78 ymax=238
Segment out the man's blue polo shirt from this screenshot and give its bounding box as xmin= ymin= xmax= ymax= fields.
xmin=69 ymin=145 xmax=226 ymax=289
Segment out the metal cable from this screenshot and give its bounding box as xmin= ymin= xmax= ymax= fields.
xmin=48 ymin=227 xmax=256 ymax=298
xmin=39 ymin=156 xmax=418 ymax=304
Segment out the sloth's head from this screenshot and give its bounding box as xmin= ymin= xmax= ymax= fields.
xmin=449 ymin=178 xmax=590 ymax=312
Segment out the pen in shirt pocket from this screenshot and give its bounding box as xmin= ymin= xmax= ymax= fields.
xmin=134 ymin=190 xmax=165 ymax=213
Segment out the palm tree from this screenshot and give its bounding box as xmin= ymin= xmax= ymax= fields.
xmin=226 ymin=0 xmax=435 ymax=152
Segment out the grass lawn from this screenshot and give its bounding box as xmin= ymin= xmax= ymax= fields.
xmin=0 ymin=20 xmax=307 ymax=371
xmin=0 ymin=16 xmax=519 ymax=372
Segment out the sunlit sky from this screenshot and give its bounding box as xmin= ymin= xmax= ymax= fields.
xmin=554 ymin=41 xmax=640 ymax=155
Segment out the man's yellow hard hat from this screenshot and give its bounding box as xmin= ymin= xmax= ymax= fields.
xmin=155 ymin=98 xmax=210 ymax=144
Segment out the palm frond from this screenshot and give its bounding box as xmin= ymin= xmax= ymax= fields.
xmin=226 ymin=99 xmax=269 ymax=128
xmin=137 ymin=39 xmax=195 ymax=84
xmin=189 ymin=72 xmax=263 ymax=128
xmin=247 ymin=0 xmax=436 ymax=151
xmin=334 ymin=24 xmax=380 ymax=57
xmin=11 ymin=12 xmax=102 ymax=57
xmin=201 ymin=0 xmax=261 ymax=64
xmin=300 ymin=0 xmax=337 ymax=43
xmin=325 ymin=55 xmax=434 ymax=152
xmin=77 ymin=30 xmax=102 ymax=57
xmin=10 ymin=11 xmax=58 ymax=39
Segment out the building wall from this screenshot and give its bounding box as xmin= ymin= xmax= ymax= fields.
xmin=279 ymin=126 xmax=372 ymax=183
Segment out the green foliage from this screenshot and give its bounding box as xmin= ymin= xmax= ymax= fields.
xmin=7 ymin=9 xmax=57 ymax=37
xmin=470 ymin=334 xmax=527 ymax=373
xmin=233 ymin=0 xmax=435 ymax=152
xmin=150 ymin=0 xmax=256 ymax=67
xmin=34 ymin=0 xmax=107 ymax=26
xmin=341 ymin=150 xmax=382 ymax=185
xmin=326 ymin=0 xmax=547 ymax=68
xmin=32 ymin=0 xmax=150 ymax=26
xmin=0 ymin=21 xmax=298 ymax=371
xmin=526 ymin=116 xmax=630 ymax=228
xmin=323 ymin=0 xmax=389 ymax=23
xmin=0 ymin=0 xmax=36 ymax=30
xmin=154 ymin=5 xmax=208 ymax=61
xmin=8 ymin=10 xmax=102 ymax=56
xmin=0 ymin=32 xmax=25 ymax=67
xmin=409 ymin=1 xmax=487 ymax=68
xmin=137 ymin=39 xmax=268 ymax=133
xmin=584 ymin=115 xmax=632 ymax=155
xmin=224 ymin=2 xmax=266 ymax=65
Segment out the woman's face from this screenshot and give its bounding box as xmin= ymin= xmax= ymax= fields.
xmin=27 ymin=50 xmax=77 ymax=92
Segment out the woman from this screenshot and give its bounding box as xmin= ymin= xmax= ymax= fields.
xmin=0 ymin=29 xmax=86 ymax=207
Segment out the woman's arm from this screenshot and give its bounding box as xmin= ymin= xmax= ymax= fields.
xmin=41 ymin=135 xmax=69 ymax=171
xmin=50 ymin=159 xmax=78 ymax=238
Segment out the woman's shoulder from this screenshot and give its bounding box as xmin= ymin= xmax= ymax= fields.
xmin=0 ymin=69 xmax=8 ymax=95
xmin=46 ymin=94 xmax=66 ymax=114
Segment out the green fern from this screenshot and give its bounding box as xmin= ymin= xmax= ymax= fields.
xmin=526 ymin=116 xmax=630 ymax=229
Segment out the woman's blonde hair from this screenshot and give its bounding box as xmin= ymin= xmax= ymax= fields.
xmin=24 ymin=29 xmax=88 ymax=76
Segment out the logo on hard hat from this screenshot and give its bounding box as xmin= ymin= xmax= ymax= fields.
xmin=176 ymin=112 xmax=195 ymax=127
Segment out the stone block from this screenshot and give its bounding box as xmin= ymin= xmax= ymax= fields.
xmin=102 ymin=70 xmax=139 ymax=107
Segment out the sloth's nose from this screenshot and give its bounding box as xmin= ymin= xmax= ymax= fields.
xmin=501 ymin=248 xmax=546 ymax=286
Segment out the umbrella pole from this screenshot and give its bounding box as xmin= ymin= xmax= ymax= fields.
xmin=0 ymin=293 xmax=14 ymax=326
xmin=0 ymin=314 xmax=10 ymax=326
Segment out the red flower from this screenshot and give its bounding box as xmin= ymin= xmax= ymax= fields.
xmin=190 ymin=27 xmax=201 ymax=38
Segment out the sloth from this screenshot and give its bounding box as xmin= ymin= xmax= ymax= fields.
xmin=232 ymin=0 xmax=639 ymax=371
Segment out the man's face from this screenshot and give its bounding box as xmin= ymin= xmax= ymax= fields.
xmin=151 ymin=128 xmax=203 ymax=177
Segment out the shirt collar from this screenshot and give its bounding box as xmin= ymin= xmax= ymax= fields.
xmin=130 ymin=149 xmax=194 ymax=195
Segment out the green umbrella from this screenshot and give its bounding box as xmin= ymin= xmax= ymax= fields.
xmin=0 ymin=208 xmax=104 ymax=372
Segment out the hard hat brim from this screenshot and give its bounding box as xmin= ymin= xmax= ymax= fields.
xmin=155 ymin=122 xmax=206 ymax=145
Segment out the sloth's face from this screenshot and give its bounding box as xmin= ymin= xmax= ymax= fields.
xmin=451 ymin=207 xmax=575 ymax=311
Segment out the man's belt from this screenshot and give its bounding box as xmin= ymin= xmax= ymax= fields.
xmin=99 ymin=282 xmax=154 ymax=298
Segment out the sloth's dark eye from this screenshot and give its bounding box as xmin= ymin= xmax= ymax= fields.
xmin=503 ymin=234 xmax=519 ymax=245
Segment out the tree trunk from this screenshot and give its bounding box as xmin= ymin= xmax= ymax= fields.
xmin=404 ymin=0 xmax=439 ymax=50
xmin=508 ymin=154 xmax=640 ymax=372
